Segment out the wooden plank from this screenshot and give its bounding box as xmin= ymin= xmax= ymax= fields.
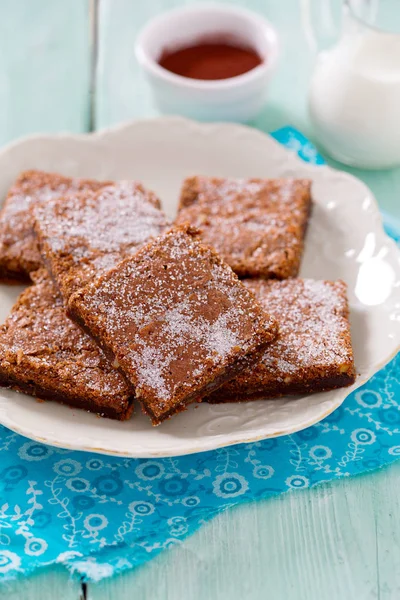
xmin=2 ymin=566 xmax=82 ymax=600
xmin=89 ymin=462 xmax=400 ymax=600
xmin=96 ymin=0 xmax=180 ymax=127
xmin=0 ymin=2 xmax=90 ymax=597
xmin=0 ymin=0 xmax=91 ymax=146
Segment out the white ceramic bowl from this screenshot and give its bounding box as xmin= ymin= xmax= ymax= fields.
xmin=134 ymin=3 xmax=279 ymax=122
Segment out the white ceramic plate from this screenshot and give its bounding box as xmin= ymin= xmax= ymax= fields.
xmin=0 ymin=117 xmax=399 ymax=457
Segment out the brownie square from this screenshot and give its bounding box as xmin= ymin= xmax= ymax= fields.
xmin=34 ymin=181 xmax=169 ymax=300
xmin=0 ymin=170 xmax=113 ymax=283
xmin=207 ymin=279 xmax=356 ymax=403
xmin=176 ymin=176 xmax=312 ymax=279
xmin=0 ymin=270 xmax=134 ymax=420
xmin=68 ymin=226 xmax=278 ymax=425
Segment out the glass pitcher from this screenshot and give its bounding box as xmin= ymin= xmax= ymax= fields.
xmin=308 ymin=0 xmax=400 ymax=169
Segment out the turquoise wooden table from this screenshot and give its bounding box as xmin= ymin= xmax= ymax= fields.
xmin=2 ymin=1 xmax=400 ymax=598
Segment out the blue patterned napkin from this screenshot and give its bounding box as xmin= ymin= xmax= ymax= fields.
xmin=0 ymin=127 xmax=399 ymax=583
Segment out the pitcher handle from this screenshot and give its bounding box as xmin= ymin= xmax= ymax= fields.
xmin=300 ymin=0 xmax=344 ymax=52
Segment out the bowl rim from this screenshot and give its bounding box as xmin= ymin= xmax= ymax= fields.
xmin=134 ymin=2 xmax=280 ymax=90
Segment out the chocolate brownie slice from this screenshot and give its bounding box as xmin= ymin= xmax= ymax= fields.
xmin=0 ymin=170 xmax=113 ymax=283
xmin=176 ymin=176 xmax=312 ymax=279
xmin=0 ymin=270 xmax=134 ymax=419
xmin=34 ymin=181 xmax=169 ymax=300
xmin=68 ymin=226 xmax=278 ymax=425
xmin=207 ymin=279 xmax=356 ymax=403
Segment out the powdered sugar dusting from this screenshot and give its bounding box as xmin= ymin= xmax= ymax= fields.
xmin=0 ymin=170 xmax=113 ymax=276
xmin=131 ymin=346 xmax=171 ymax=400
xmin=200 ymin=178 xmax=265 ymax=202
xmin=196 ymin=176 xmax=300 ymax=207
xmin=34 ymin=181 xmax=169 ymax=297
xmin=1 ymin=171 xmax=111 ymax=229
xmin=72 ymin=229 xmax=276 ymax=418
xmin=246 ymin=279 xmax=353 ymax=375
xmin=5 ymin=181 xmax=95 ymax=218
xmin=0 ymin=270 xmax=132 ymax=410
xmin=176 ymin=176 xmax=312 ymax=278
xmin=203 ymin=311 xmax=241 ymax=356
xmin=35 ymin=182 xmax=167 ymax=254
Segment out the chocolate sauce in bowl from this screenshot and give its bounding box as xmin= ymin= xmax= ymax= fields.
xmin=158 ymin=39 xmax=263 ymax=81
